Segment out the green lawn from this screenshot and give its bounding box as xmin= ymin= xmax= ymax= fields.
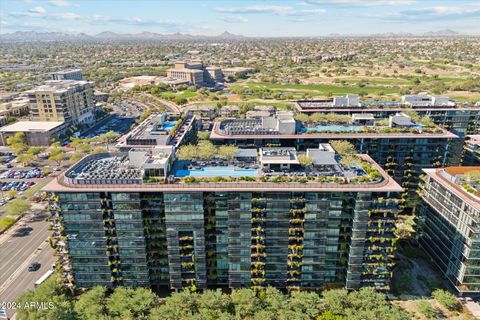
xmin=190 ymin=100 xmax=294 ymax=108
xmin=339 ymin=78 xmax=411 ymax=85
xmin=157 ymin=90 xmax=198 ymax=100
xmin=242 ymin=82 xmax=400 ymax=95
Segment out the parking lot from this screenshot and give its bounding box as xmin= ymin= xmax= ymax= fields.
xmin=114 ymin=100 xmax=146 ymax=118
xmin=80 ymin=114 xmax=136 ymax=139
xmin=0 ymin=151 xmax=48 ymax=211
xmin=0 ymin=168 xmax=43 ymax=179
xmin=1 ymin=180 xmax=36 ymax=192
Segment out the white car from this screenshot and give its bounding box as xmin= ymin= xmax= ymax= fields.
xmin=0 ymin=308 xmax=8 ymax=320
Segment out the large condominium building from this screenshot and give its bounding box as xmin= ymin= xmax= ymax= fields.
xmin=45 ymin=144 xmax=402 ymax=292
xmin=51 ymin=69 xmax=83 ymax=81
xmin=296 ymin=94 xmax=480 ymax=138
xmin=210 ymin=111 xmax=459 ymax=212
xmin=27 ymin=80 xmax=95 ymax=126
xmin=419 ymin=167 xmax=480 ymax=296
xmin=296 ymin=94 xmax=480 ymax=166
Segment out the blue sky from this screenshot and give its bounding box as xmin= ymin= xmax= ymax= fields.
xmin=1 ymin=0 xmax=479 ymax=36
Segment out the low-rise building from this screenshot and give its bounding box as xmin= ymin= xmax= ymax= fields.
xmin=222 ymin=67 xmax=254 ymax=79
xmin=0 ymin=120 xmax=65 ymax=146
xmin=0 ymin=97 xmax=30 ymax=118
xmin=120 ymin=113 xmax=198 ymax=149
xmin=118 ymin=76 xmax=190 ymax=90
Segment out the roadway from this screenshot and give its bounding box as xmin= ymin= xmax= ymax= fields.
xmin=0 ymin=210 xmax=55 ymax=319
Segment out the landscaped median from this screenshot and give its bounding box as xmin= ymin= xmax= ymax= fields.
xmin=0 ymin=215 xmax=17 ymax=234
xmin=0 ymin=198 xmax=33 ymax=234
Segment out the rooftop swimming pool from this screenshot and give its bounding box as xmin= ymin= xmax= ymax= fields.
xmin=172 ymin=162 xmax=258 ymax=177
xmin=160 ymin=120 xmax=177 ymax=132
xmin=301 ymin=125 xmax=364 ymax=132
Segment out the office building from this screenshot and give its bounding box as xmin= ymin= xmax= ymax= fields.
xmin=222 ymin=67 xmax=254 ymax=80
xmin=51 ymin=69 xmax=83 ymax=81
xmin=0 ymin=121 xmax=66 ymax=146
xmin=210 ymin=111 xmax=459 ymax=212
xmin=45 ymin=144 xmax=402 ymax=291
xmin=166 ymin=61 xmax=253 ymax=87
xmin=205 ymin=67 xmax=224 ymax=85
xmin=418 ymin=167 xmax=480 ymax=296
xmin=167 ymin=61 xmax=205 ymax=86
xmin=27 ymin=80 xmax=95 ymax=126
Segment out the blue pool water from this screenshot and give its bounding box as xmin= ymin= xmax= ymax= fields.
xmin=173 ymin=165 xmax=258 ymax=177
xmin=161 ymin=121 xmax=177 ymax=131
xmin=302 ymin=125 xmax=364 ymax=132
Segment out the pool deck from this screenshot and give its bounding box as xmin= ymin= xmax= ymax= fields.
xmin=43 ymin=154 xmax=404 ymax=193
xmin=210 ymin=121 xmax=458 ymax=140
xmin=172 ymin=162 xmax=258 ymax=177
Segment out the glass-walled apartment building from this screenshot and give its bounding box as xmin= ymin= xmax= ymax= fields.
xmin=45 ymin=150 xmax=402 ymax=292
xmin=295 ymin=96 xmax=480 ymax=165
xmin=210 ymin=114 xmax=458 ymax=213
xmin=419 ymin=167 xmax=480 ymax=296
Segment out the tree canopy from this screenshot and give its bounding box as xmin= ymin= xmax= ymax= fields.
xmin=18 ymin=280 xmax=409 ymax=320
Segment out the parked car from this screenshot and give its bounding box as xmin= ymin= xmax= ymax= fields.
xmin=28 ymin=262 xmax=41 ymax=272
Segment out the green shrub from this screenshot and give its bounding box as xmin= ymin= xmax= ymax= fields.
xmin=432 ymin=289 xmax=461 ymax=311
xmin=0 ymin=215 xmax=16 ymax=231
xmin=416 ymin=300 xmax=437 ymax=320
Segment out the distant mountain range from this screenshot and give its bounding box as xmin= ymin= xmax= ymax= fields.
xmin=327 ymin=29 xmax=461 ymax=38
xmin=0 ymin=30 xmax=246 ymax=41
xmin=0 ymin=29 xmax=468 ymax=41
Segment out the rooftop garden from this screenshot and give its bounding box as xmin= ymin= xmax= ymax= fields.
xmin=295 ymin=111 xmax=441 ymax=134
xmin=172 ymin=140 xmax=384 ymax=185
xmin=177 ymin=141 xmax=238 ymax=161
xmin=460 ymin=170 xmax=480 ymax=197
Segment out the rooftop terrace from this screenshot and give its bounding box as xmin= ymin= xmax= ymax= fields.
xmin=423 ymin=167 xmax=480 ymax=211
xmin=295 ymin=94 xmax=475 ymax=113
xmin=121 ymin=113 xmax=194 ymax=148
xmin=212 ymin=111 xmax=457 ymax=140
xmin=45 ymin=144 xmax=403 ymax=193
xmin=27 ymin=80 xmax=91 ymax=93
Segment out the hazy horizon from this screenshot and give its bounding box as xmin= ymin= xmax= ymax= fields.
xmin=1 ymin=0 xmax=479 ymax=36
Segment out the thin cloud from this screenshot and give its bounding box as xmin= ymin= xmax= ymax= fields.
xmin=29 ymin=6 xmax=46 ymax=14
xmin=305 ymin=0 xmax=414 ymax=6
xmin=90 ymin=15 xmax=185 ymax=28
xmin=214 ymin=5 xmax=326 ymax=16
xmin=220 ymin=16 xmax=248 ymax=23
xmin=48 ymin=0 xmax=71 ymax=7
xmin=361 ymin=5 xmax=480 ymax=21
xmin=10 ymin=7 xmax=81 ymax=21
xmin=9 ymin=8 xmax=182 ymax=27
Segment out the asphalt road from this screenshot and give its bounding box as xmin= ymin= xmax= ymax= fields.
xmin=0 ymin=211 xmax=54 ymax=319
